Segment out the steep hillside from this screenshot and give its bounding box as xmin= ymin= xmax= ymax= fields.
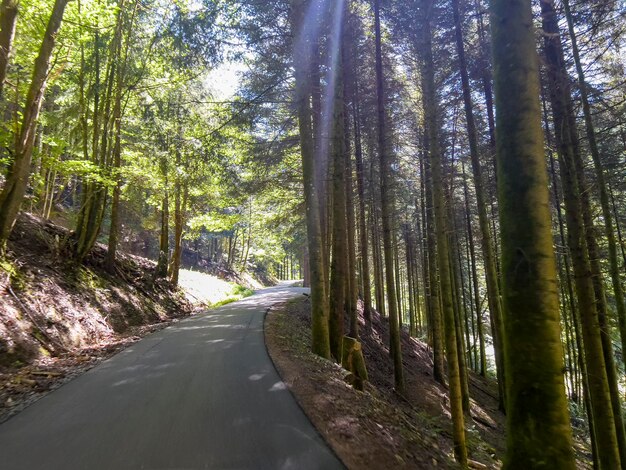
xmin=265 ymin=297 xmax=594 ymax=469
xmin=0 ymin=213 xmax=195 ymax=421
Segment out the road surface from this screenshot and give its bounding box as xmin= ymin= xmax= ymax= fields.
xmin=0 ymin=285 xmax=344 ymax=470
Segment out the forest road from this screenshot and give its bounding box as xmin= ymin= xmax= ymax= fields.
xmin=0 ymin=284 xmax=344 ymax=470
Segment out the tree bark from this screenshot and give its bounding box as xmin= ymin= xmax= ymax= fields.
xmin=328 ymin=3 xmax=347 ymax=360
xmin=563 ymin=0 xmax=626 ymax=373
xmin=0 ymin=0 xmax=18 ymax=99
xmin=540 ymin=0 xmax=622 ymax=466
xmin=374 ymin=0 xmax=403 ymax=393
xmin=420 ymin=0 xmax=466 ymax=464
xmin=422 ymin=145 xmax=444 ymax=384
xmin=353 ymin=80 xmax=372 ymax=328
xmin=0 ymin=0 xmax=70 ymax=253
xmin=490 ymin=0 xmax=575 ymax=465
xmin=289 ymin=0 xmax=331 ymax=359
xmin=452 ymin=0 xmax=505 ymax=410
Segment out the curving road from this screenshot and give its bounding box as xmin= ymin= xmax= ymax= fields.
xmin=0 ymin=285 xmax=343 ymax=470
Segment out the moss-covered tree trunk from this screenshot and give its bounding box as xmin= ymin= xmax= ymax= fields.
xmin=462 ymin=163 xmax=486 ymax=375
xmin=452 ymin=0 xmax=505 ymax=410
xmin=343 ymin=15 xmax=358 ymax=340
xmin=74 ymin=7 xmax=124 ymax=261
xmin=106 ymin=20 xmax=125 ymax=272
xmin=107 ymin=0 xmax=137 ymax=272
xmin=374 ymin=0 xmax=403 ymax=392
xmin=106 ymin=92 xmax=122 ymax=272
xmin=420 ymin=0 xmax=466 ymax=464
xmin=540 ymin=0 xmax=622 ymax=466
xmin=353 ymin=86 xmax=372 ymax=328
xmin=156 ymin=194 xmax=169 ymax=279
xmin=563 ymin=0 xmax=626 ymax=373
xmin=289 ymin=0 xmax=331 ymax=359
xmin=0 ymin=0 xmax=69 ymax=253
xmin=329 ymin=8 xmax=347 ymax=360
xmin=169 ymin=180 xmax=187 ymax=287
xmin=489 ymin=0 xmax=575 ymax=466
xmin=371 ymin=200 xmax=385 ymax=316
xmin=423 ymin=146 xmax=444 ymax=384
xmin=404 ymin=225 xmax=416 ymax=337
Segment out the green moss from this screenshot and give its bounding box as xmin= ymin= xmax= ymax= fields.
xmin=0 ymin=258 xmax=26 ymax=290
xmin=76 ymin=267 xmax=106 ymax=291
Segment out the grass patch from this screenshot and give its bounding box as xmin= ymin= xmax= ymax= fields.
xmin=178 ymin=269 xmax=255 ymax=308
xmin=209 ymin=285 xmax=254 ymax=308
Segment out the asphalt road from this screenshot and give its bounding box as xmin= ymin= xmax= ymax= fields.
xmin=0 ymin=285 xmax=344 ymax=470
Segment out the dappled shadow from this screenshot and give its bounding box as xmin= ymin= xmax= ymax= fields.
xmin=0 ymin=286 xmax=342 ymax=469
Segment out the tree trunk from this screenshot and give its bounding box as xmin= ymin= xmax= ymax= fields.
xmin=420 ymin=0 xmax=466 ymax=464
xmin=106 ymin=41 xmax=124 ymax=272
xmin=540 ymin=0 xmax=622 ymax=466
xmin=74 ymin=11 xmax=122 ymax=261
xmin=289 ymin=0 xmax=330 ymax=359
xmin=155 ymin=156 xmax=169 ymax=279
xmin=0 ymin=0 xmax=18 ymax=99
xmin=490 ymin=0 xmax=575 ymax=465
xmin=452 ymin=0 xmax=505 ymax=410
xmin=107 ymin=0 xmax=137 ymax=271
xmin=353 ymin=82 xmax=372 ymax=328
xmin=343 ymin=19 xmax=358 ymax=340
xmin=462 ymin=162 xmax=486 ymax=375
xmin=563 ymin=0 xmax=626 ymax=373
xmin=329 ymin=1 xmax=348 ymax=361
xmin=374 ymin=0 xmax=403 ymax=393
xmin=0 ymin=0 xmax=69 ymax=253
xmin=422 ymin=146 xmax=444 ymax=384
xmin=341 ymin=335 xmax=368 ymax=391
xmin=169 ymin=181 xmax=187 ymax=287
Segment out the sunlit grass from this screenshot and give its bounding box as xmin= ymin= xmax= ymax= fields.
xmin=178 ymin=269 xmax=254 ymax=309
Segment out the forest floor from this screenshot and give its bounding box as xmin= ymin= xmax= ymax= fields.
xmin=265 ymin=296 xmax=595 ymax=469
xmin=0 ymin=212 xmax=254 ymax=423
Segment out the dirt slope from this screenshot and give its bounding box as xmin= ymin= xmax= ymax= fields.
xmin=0 ymin=213 xmax=192 ymax=420
xmin=265 ymin=296 xmax=504 ymax=469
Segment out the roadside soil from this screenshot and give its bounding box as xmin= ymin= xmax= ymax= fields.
xmin=265 ymin=297 xmax=594 ymax=469
xmin=265 ymin=296 xmax=503 ymax=469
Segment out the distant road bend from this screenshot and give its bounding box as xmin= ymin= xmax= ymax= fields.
xmin=0 ymin=284 xmax=344 ymax=470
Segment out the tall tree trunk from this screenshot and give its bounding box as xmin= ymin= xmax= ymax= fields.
xmin=563 ymin=0 xmax=626 ymax=372
xmin=462 ymin=162 xmax=486 ymax=375
xmin=0 ymin=0 xmax=69 ymax=253
xmin=490 ymin=0 xmax=575 ymax=465
xmin=156 ymin=195 xmax=169 ymax=279
xmin=353 ymin=80 xmax=372 ymax=328
xmin=106 ymin=39 xmax=124 ymax=272
xmin=452 ymin=0 xmax=505 ymax=410
xmin=107 ymin=0 xmax=137 ymax=271
xmin=289 ymin=0 xmax=331 ymax=359
xmin=329 ymin=1 xmax=347 ymax=361
xmin=420 ymin=0 xmax=466 ymax=464
xmin=404 ymin=225 xmax=416 ymax=336
xmin=374 ymin=0 xmax=403 ymax=393
xmin=423 ymin=146 xmax=444 ymax=384
xmin=371 ymin=194 xmax=385 ymax=316
xmin=343 ymin=17 xmax=358 ymax=340
xmin=540 ymin=0 xmax=622 ymax=466
xmin=169 ymin=179 xmax=187 ymax=287
xmin=75 ymin=7 xmax=123 ymax=261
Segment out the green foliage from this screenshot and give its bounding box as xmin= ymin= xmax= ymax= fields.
xmin=0 ymin=259 xmax=25 ymax=290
